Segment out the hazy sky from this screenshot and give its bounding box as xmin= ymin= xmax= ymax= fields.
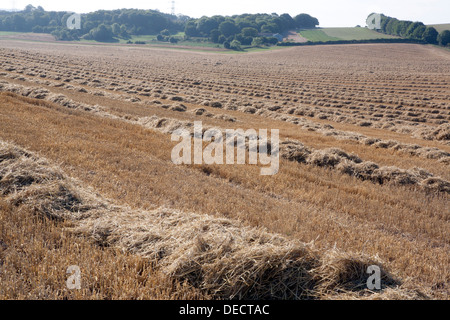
xmin=4 ymin=0 xmax=450 ymax=27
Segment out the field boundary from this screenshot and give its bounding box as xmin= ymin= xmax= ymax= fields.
xmin=279 ymin=38 xmax=427 ymax=47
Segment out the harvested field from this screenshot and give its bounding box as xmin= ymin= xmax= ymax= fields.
xmin=0 ymin=39 xmax=449 ymax=300
xmin=0 ymin=140 xmax=416 ymax=299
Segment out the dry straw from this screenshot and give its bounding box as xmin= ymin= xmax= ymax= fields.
xmin=1 ymin=81 xmax=449 ymax=163
xmin=1 ymin=80 xmax=447 ymax=193
xmin=135 ymin=114 xmax=450 ymax=194
xmin=0 ymin=140 xmax=417 ymax=299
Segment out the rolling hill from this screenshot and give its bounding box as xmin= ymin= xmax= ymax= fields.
xmin=428 ymin=24 xmax=450 ymax=33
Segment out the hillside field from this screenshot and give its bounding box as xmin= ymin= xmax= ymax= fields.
xmin=429 ymin=24 xmax=450 ymax=33
xmin=299 ymin=27 xmax=399 ymax=42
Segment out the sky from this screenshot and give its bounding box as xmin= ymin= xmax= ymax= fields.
xmin=3 ymin=0 xmax=450 ymax=27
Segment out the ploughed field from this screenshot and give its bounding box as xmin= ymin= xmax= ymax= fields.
xmin=0 ymin=40 xmax=449 ymax=300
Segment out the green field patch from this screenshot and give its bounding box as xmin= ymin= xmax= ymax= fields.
xmin=322 ymin=27 xmax=399 ymax=40
xmin=299 ymin=27 xmax=399 ymax=42
xmin=0 ymin=31 xmax=21 ymax=36
xmin=298 ymin=29 xmax=340 ymax=42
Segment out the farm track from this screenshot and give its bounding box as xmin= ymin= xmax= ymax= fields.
xmin=0 ymin=40 xmax=449 ymax=299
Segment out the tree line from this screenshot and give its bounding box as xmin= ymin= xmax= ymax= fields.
xmin=278 ymin=38 xmax=429 ymax=46
xmin=0 ymin=5 xmax=186 ymax=42
xmin=375 ymin=14 xmax=450 ymax=46
xmin=183 ymin=13 xmax=319 ymax=48
xmin=0 ymin=5 xmax=319 ymax=48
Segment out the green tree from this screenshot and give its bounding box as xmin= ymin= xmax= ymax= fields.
xmin=395 ymin=20 xmax=412 ymax=37
xmin=81 ymin=20 xmax=95 ymax=34
xmin=12 ymin=14 xmax=27 ymax=32
xmin=230 ymin=39 xmax=242 ymax=51
xmin=32 ymin=25 xmax=43 ymax=33
xmin=379 ymin=14 xmax=390 ymax=32
xmin=235 ymin=33 xmax=252 ymax=45
xmin=160 ymin=29 xmax=170 ymax=36
xmin=184 ymin=20 xmax=199 ymax=37
xmin=411 ymin=25 xmax=426 ymax=40
xmin=210 ymin=29 xmax=221 ymax=43
xmin=385 ymin=18 xmax=399 ymax=35
xmin=219 ymin=20 xmax=239 ymax=37
xmin=280 ymin=13 xmax=295 ymax=30
xmin=405 ymin=22 xmax=425 ymax=38
xmin=24 ymin=4 xmax=36 ymax=12
xmin=197 ymin=17 xmax=219 ymax=36
xmin=263 ymin=36 xmax=279 ymax=45
xmin=438 ymin=30 xmax=450 ymax=46
xmin=90 ymin=24 xmax=114 ymax=42
xmin=119 ymin=24 xmax=130 ymax=38
xmin=241 ymin=27 xmax=258 ymax=37
xmin=422 ymin=27 xmax=438 ymax=44
xmin=251 ymin=37 xmax=263 ymax=47
xmin=294 ymin=13 xmax=319 ymax=29
xmin=60 ymin=12 xmax=73 ymax=28
xmin=236 ymin=18 xmax=257 ymax=31
xmin=218 ymin=35 xmax=226 ymax=44
xmin=52 ymin=28 xmax=79 ymax=41
xmin=261 ymin=23 xmax=278 ymax=33
xmin=112 ymin=23 xmax=121 ymax=36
